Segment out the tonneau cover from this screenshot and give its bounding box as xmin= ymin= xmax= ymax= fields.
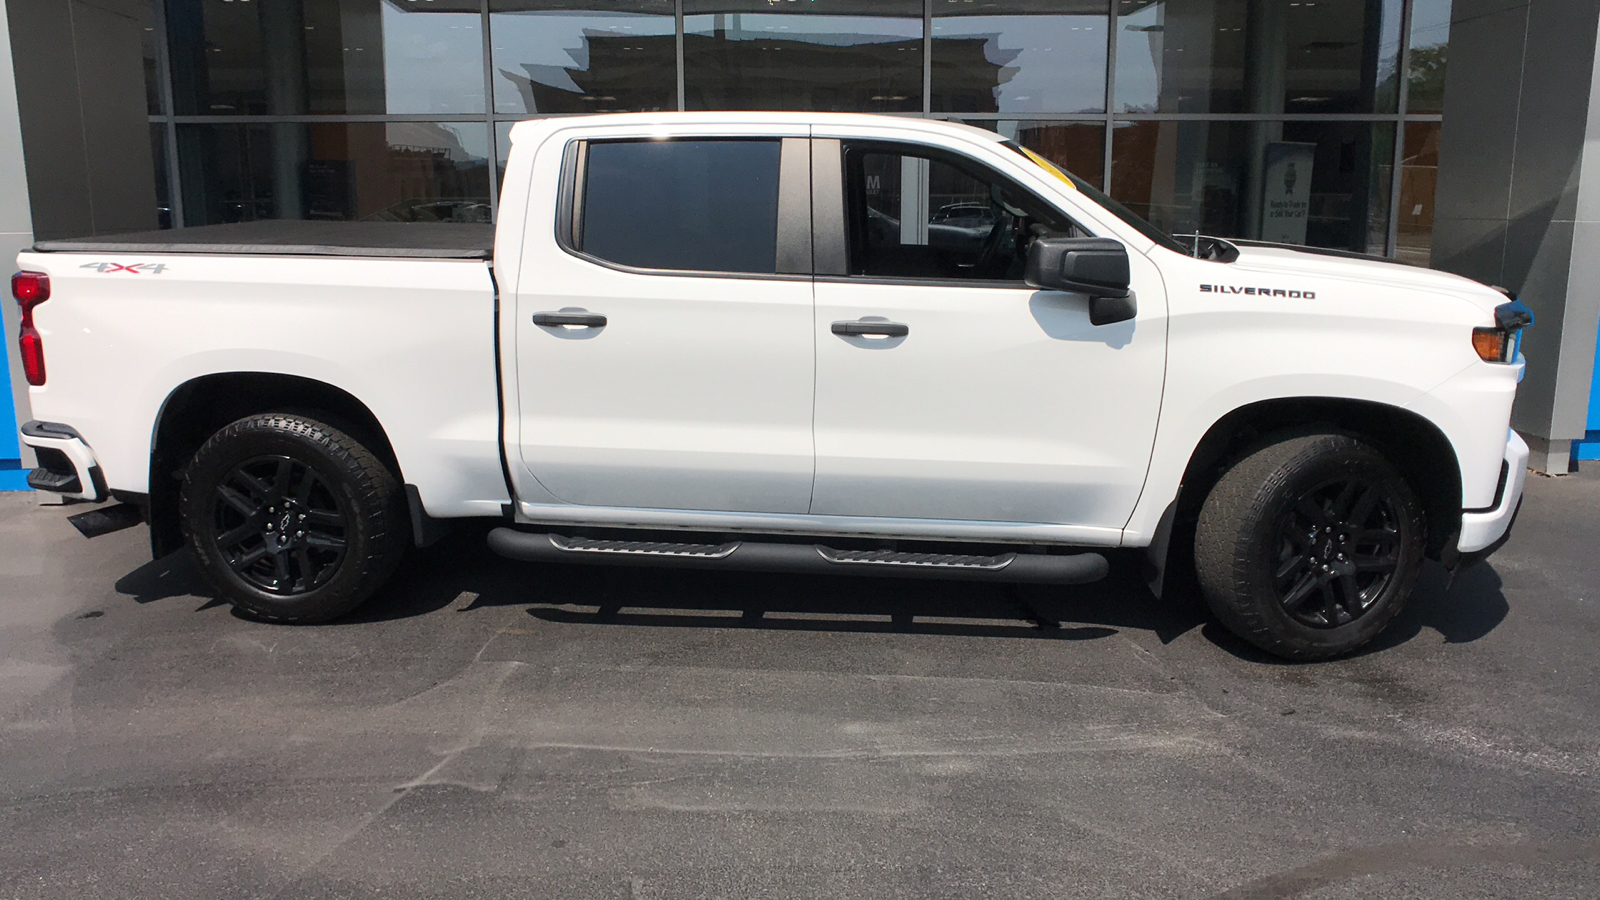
xmin=33 ymin=220 xmax=494 ymax=260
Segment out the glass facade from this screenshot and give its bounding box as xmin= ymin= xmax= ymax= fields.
xmin=490 ymin=1 xmax=677 ymax=115
xmin=933 ymin=1 xmax=1109 ymax=115
xmin=144 ymin=0 xmax=1446 ymax=258
xmin=684 ymin=1 xmax=924 ymax=112
xmin=1114 ymin=0 xmax=1404 ymax=115
xmin=175 ymin=122 xmax=492 ymax=225
xmin=1111 ymin=120 xmax=1394 ymax=254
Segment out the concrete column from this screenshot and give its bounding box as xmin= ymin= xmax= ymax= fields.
xmin=1431 ymin=0 xmax=1600 ymax=473
xmin=0 ymin=0 xmax=35 ymax=469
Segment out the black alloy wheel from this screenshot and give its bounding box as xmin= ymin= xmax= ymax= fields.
xmin=1272 ymin=476 xmax=1405 ymax=628
xmin=180 ymin=413 xmax=408 ymax=623
xmin=210 ymin=455 xmax=350 ymax=595
xmin=1194 ymin=432 xmax=1426 ymax=660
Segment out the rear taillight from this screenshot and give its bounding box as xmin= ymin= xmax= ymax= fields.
xmin=12 ymin=271 xmax=49 ymax=386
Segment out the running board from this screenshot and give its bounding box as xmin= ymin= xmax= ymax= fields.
xmin=486 ymin=529 xmax=1109 ymax=585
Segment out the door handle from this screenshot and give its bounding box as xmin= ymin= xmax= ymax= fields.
xmin=831 ymin=319 xmax=909 ymax=338
xmin=533 ymin=310 xmax=607 ymax=328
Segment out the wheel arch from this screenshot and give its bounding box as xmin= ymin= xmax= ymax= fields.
xmin=147 ymin=372 xmax=402 ymax=559
xmin=1147 ymin=396 xmax=1462 ymax=595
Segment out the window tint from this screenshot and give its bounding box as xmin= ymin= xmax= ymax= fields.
xmin=579 ymin=139 xmax=781 ymax=274
xmin=844 ymin=145 xmax=1079 ymax=281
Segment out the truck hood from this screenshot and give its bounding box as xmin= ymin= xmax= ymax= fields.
xmin=1219 ymin=240 xmax=1508 ymax=316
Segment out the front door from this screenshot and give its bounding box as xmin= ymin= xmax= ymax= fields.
xmin=513 ymin=134 xmax=816 ymax=514
xmin=810 ymin=139 xmax=1168 ymax=531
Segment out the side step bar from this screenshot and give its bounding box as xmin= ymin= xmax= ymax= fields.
xmin=486 ymin=529 xmax=1108 ymax=585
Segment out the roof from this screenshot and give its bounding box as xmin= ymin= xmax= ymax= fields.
xmin=506 ymin=111 xmax=1010 ymax=147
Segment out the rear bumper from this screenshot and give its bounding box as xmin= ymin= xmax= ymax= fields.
xmin=18 ymin=421 xmax=105 ymax=502
xmin=1456 ymin=430 xmax=1528 ymax=554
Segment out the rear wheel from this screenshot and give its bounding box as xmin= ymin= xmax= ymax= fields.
xmin=1194 ymin=432 xmax=1425 ymax=660
xmin=179 ymin=414 xmax=407 ymax=622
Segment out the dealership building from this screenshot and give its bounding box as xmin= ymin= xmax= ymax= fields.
xmin=2 ymin=0 xmax=1598 ymax=490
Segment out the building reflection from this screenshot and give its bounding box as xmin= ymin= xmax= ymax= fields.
xmin=498 ymin=31 xmax=1009 ymax=115
xmin=149 ymin=0 xmax=1434 ymax=256
xmin=1113 ymin=0 xmax=1399 ymax=252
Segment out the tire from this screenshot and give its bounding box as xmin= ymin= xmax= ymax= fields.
xmin=1194 ymin=432 xmax=1425 ymax=660
xmin=179 ymin=413 xmax=407 ymax=623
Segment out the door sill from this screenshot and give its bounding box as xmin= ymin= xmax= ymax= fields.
xmin=513 ymin=501 xmax=1122 ymax=548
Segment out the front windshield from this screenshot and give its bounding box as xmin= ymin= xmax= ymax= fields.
xmin=1001 ymin=140 xmax=1190 ymax=255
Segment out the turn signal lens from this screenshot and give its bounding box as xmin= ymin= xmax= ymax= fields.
xmin=1472 ymin=327 xmax=1509 ymax=363
xmin=12 ymin=271 xmax=49 ymax=386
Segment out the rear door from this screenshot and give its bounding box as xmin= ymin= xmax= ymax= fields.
xmin=511 ymin=130 xmax=816 ymax=513
xmin=808 ymin=137 xmax=1168 ymax=531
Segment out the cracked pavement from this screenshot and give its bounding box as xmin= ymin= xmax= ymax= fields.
xmin=2 ymin=470 xmax=1599 ymax=898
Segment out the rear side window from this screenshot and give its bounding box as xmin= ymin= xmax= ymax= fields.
xmin=578 ymin=139 xmax=781 ymax=274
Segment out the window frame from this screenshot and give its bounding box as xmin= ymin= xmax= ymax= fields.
xmin=817 ymin=138 xmax=1092 ymax=287
xmin=555 ymin=135 xmax=813 ymax=281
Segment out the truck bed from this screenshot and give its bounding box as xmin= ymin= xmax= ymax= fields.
xmin=32 ymin=220 xmax=494 ymax=260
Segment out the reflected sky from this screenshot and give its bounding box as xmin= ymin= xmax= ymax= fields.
xmin=378 ymin=5 xmax=486 ymax=115
xmin=932 ymin=15 xmax=1107 ymax=113
xmin=491 ymin=10 xmax=676 ymax=114
xmin=1409 ymin=0 xmax=1450 ymax=49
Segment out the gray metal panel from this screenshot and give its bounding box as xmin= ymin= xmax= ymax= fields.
xmin=1555 ymin=220 xmax=1600 ymax=436
xmin=1432 ymin=0 xmax=1600 ymax=453
xmin=1432 ymin=3 xmax=1527 ymax=225
xmin=1429 ymin=215 xmax=1507 ymax=287
xmin=1509 ymin=0 xmax=1600 ymax=224
xmin=1503 ymin=216 xmax=1575 ymax=436
xmin=34 ymin=221 xmax=496 ymax=259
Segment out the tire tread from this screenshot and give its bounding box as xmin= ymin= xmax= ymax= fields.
xmin=179 ymin=413 xmax=406 ymax=623
xmin=1194 ymin=433 xmax=1424 ymax=660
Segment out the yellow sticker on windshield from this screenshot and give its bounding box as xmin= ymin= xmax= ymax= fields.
xmin=1020 ymin=147 xmax=1077 ymax=191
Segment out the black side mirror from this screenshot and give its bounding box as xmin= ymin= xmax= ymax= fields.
xmin=1025 ymin=237 xmax=1137 ymax=326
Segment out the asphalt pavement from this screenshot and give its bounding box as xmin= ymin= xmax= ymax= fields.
xmin=2 ymin=470 xmax=1598 ymax=899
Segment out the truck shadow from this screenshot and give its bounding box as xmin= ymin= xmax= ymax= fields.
xmin=113 ymin=522 xmax=1509 ymax=661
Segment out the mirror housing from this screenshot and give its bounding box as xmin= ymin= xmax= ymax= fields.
xmin=1025 ymin=237 xmax=1137 ymax=326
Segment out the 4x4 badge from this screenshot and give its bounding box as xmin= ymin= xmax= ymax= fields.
xmin=80 ymin=262 xmax=167 ymax=274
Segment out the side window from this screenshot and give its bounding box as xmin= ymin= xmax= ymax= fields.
xmin=577 ymin=139 xmax=781 ymax=275
xmin=844 ymin=144 xmax=1081 ymax=282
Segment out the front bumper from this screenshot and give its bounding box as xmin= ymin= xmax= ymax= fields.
xmin=18 ymin=421 xmax=105 ymax=502
xmin=1456 ymin=430 xmax=1528 ymax=554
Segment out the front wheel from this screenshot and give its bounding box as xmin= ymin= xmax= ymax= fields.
xmin=179 ymin=413 xmax=408 ymax=623
xmin=1194 ymin=432 xmax=1426 ymax=660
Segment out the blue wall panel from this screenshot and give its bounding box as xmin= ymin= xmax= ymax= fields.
xmin=0 ymin=331 xmax=28 ymax=491
xmin=1580 ymin=322 xmax=1600 ymax=461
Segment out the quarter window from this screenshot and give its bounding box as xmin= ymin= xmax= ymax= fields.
xmin=843 ymin=144 xmax=1081 ymax=281
xmin=578 ymin=139 xmax=782 ymax=274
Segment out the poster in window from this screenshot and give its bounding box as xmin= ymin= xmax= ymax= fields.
xmin=1260 ymin=142 xmax=1316 ymax=245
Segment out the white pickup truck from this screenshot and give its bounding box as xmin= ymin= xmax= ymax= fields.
xmin=11 ymin=113 xmax=1530 ymax=660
